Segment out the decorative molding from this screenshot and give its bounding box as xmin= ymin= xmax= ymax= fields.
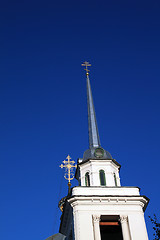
xmin=92 ymin=215 xmax=100 ymax=223
xmin=120 ymin=215 xmax=128 ymax=224
xmin=68 ymin=195 xmax=149 ymax=213
xmin=70 ymin=201 xmax=79 ymax=208
xmin=139 ymin=202 xmax=145 ymax=208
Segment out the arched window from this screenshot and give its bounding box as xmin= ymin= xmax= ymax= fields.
xmin=99 ymin=170 xmax=106 ymax=186
xmin=85 ymin=172 xmax=90 ymax=186
xmin=114 ymin=173 xmax=117 ymax=186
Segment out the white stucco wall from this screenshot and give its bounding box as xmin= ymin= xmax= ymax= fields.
xmin=72 ymin=186 xmax=140 ymax=196
xmin=79 ymin=160 xmax=121 ymax=187
xmin=128 ymin=213 xmax=149 ymax=240
xmin=69 ymin=186 xmax=149 ymax=240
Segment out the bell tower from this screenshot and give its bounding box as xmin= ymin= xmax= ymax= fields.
xmin=76 ymin=62 xmax=121 ymax=189
xmin=46 ymin=62 xmax=149 ymax=240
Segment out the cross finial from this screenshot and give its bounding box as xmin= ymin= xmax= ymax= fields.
xmin=59 ymin=155 xmax=77 ymax=193
xmin=81 ymin=61 xmax=91 ymax=76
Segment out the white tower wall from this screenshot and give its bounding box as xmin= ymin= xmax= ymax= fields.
xmin=79 ymin=159 xmax=121 ymax=187
xmin=69 ymin=186 xmax=149 ymax=240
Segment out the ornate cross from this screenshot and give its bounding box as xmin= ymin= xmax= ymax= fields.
xmin=81 ymin=61 xmax=91 ymax=75
xmin=59 ymin=155 xmax=77 ymax=191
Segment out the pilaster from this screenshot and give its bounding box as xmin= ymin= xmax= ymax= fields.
xmin=92 ymin=215 xmax=101 ymax=240
xmin=120 ymin=215 xmax=131 ymax=240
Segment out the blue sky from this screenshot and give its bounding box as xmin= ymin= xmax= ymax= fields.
xmin=0 ymin=0 xmax=160 ymax=239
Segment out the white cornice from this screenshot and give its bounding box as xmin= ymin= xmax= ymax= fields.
xmin=68 ymin=195 xmax=149 ymax=212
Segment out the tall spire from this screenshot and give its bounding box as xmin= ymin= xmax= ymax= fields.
xmin=81 ymin=61 xmax=101 ymax=149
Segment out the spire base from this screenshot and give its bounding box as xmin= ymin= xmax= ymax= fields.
xmin=83 ymin=147 xmax=113 ymax=162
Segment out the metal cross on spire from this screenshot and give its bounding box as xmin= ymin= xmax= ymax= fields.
xmin=81 ymin=61 xmax=101 ymax=149
xmin=59 ymin=155 xmax=77 ymax=193
xmin=81 ymin=61 xmax=91 ymax=76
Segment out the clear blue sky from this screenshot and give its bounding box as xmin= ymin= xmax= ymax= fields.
xmin=0 ymin=0 xmax=160 ymax=239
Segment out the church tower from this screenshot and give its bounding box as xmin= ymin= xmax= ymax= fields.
xmin=46 ymin=62 xmax=149 ymax=240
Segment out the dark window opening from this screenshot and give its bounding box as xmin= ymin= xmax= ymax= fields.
xmin=85 ymin=172 xmax=90 ymax=186
xmin=99 ymin=170 xmax=106 ymax=186
xmin=100 ymin=215 xmax=123 ymax=240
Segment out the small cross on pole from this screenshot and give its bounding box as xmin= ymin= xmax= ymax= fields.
xmin=81 ymin=61 xmax=91 ymax=76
